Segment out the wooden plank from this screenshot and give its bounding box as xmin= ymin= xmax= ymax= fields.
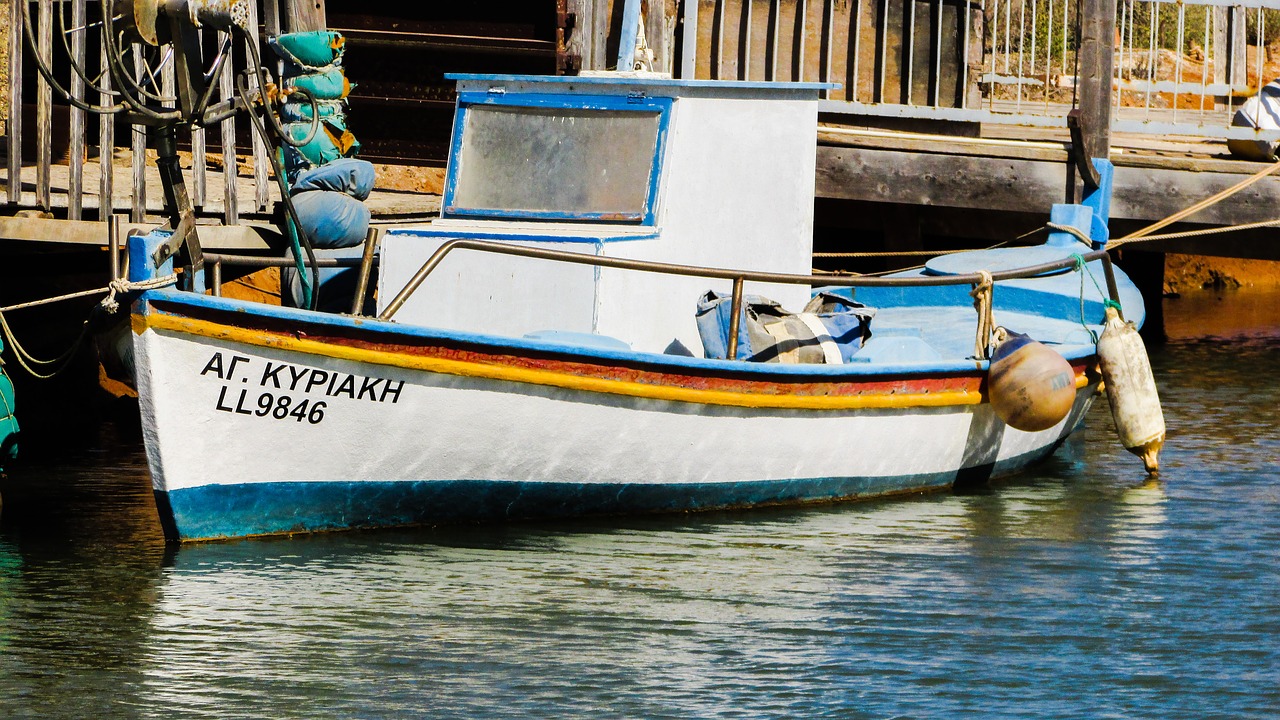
xmin=283 ymin=0 xmax=327 ymax=33
xmin=816 ymin=145 xmax=1068 ymax=212
xmin=818 ymin=127 xmax=1070 ymax=162
xmin=98 ymin=32 xmax=114 ymax=220
xmin=131 ymin=50 xmax=147 ymax=222
xmin=246 ymin=1 xmax=270 ymax=212
xmin=191 ymin=30 xmax=206 ymax=208
xmin=68 ymin=0 xmax=86 ymax=220
xmin=816 ymin=145 xmax=1280 ymax=226
xmin=36 ymin=0 xmax=52 ymax=211
xmin=219 ymin=40 xmax=238 ymax=225
xmin=7 ymin=0 xmax=23 ymax=205
xmin=0 ymin=215 xmax=282 ymax=251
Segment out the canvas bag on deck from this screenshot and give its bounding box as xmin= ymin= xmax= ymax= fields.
xmin=695 ymin=291 xmax=875 ymax=363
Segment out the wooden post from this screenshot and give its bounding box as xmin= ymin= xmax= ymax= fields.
xmin=1076 ymin=0 xmax=1117 ymax=162
xmin=282 ymin=0 xmax=326 ymax=33
xmin=566 ymin=0 xmax=597 ymax=71
xmin=6 ymin=0 xmax=22 ymax=206
xmin=68 ymin=0 xmax=86 ymax=220
xmin=36 ymin=0 xmax=52 ymax=211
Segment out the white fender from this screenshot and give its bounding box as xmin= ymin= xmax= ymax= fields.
xmin=1097 ymin=306 xmax=1165 ymax=473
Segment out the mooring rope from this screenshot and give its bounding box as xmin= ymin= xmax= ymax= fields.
xmin=969 ymin=269 xmax=996 ymax=361
xmin=0 ymin=274 xmax=178 ymax=379
xmin=1117 ymin=159 xmax=1280 ymax=244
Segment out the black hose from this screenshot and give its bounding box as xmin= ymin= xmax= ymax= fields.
xmin=234 ymin=58 xmax=321 ymax=311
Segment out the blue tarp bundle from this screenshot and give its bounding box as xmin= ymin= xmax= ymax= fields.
xmin=696 ymin=291 xmax=875 ymax=363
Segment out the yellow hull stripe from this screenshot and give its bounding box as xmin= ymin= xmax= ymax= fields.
xmin=137 ymin=312 xmax=1088 ymax=411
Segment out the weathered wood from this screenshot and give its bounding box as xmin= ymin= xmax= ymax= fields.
xmin=218 ymin=39 xmax=238 ymax=225
xmin=247 ymin=1 xmax=270 ymax=212
xmin=817 ymin=146 xmax=1067 ymax=213
xmin=131 ymin=51 xmax=146 ymax=223
xmin=68 ymin=0 xmax=86 ymax=220
xmin=282 ymin=0 xmax=326 ymax=33
xmin=1076 ymin=0 xmax=1117 ymax=160
xmin=98 ymin=31 xmax=114 ymax=220
xmin=7 ymin=0 xmax=22 ymax=205
xmin=36 ymin=0 xmax=53 ymax=211
xmin=817 ymin=145 xmax=1280 ymax=228
xmin=680 ymin=0 xmax=698 ymax=77
xmin=0 ymin=215 xmax=282 ymax=251
xmin=818 ymin=127 xmax=1070 ymax=162
xmin=566 ymin=0 xmax=598 ymax=71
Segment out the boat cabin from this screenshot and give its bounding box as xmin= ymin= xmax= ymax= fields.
xmin=376 ymin=73 xmax=835 ymax=355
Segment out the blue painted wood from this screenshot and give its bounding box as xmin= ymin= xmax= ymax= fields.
xmin=1046 ymin=204 xmax=1095 ymax=248
xmin=1081 ymin=158 xmax=1115 ymax=247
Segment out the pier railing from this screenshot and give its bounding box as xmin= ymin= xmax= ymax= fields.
xmin=4 ymin=0 xmax=279 ymax=220
xmin=679 ymin=0 xmax=1280 ymax=141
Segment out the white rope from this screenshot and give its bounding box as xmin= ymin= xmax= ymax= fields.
xmin=0 ymin=273 xmax=178 ymax=314
xmin=969 ymin=269 xmax=996 ymax=361
xmin=0 ymin=274 xmax=178 ymax=379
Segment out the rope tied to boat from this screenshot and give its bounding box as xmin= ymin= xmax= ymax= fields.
xmin=0 ymin=274 xmax=178 ymax=379
xmin=1070 ymin=253 xmax=1120 ymax=343
xmin=969 ymin=269 xmax=996 ymax=360
xmin=1045 ymin=222 xmax=1094 ymax=246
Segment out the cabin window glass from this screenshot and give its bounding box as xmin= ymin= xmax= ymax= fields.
xmin=450 ymin=105 xmax=661 ymax=221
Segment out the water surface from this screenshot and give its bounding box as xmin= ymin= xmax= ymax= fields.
xmin=0 ymin=292 xmax=1277 ymax=719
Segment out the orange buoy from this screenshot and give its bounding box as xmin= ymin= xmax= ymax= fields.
xmin=987 ymin=329 xmax=1076 ymax=432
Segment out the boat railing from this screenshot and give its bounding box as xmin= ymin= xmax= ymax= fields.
xmin=372 ymin=238 xmax=1121 ymax=361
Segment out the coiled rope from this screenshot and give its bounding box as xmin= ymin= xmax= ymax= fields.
xmin=0 ymin=274 xmax=178 ymax=379
xmin=969 ymin=269 xmax=996 ymax=360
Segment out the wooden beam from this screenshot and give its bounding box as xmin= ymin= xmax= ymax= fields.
xmin=0 ymin=216 xmax=282 ymax=251
xmin=816 ymin=145 xmax=1280 ymax=229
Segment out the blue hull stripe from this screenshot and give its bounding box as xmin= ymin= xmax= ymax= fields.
xmin=157 ymin=445 xmax=1061 ymax=541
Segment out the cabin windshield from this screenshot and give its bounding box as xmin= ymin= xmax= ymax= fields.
xmin=445 ymin=101 xmax=666 ymax=223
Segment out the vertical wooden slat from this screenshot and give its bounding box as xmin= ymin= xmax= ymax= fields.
xmin=36 ymin=0 xmax=53 ymax=211
xmin=742 ymin=0 xmax=752 ymax=79
xmin=264 ymin=0 xmax=282 ymax=35
xmin=681 ymin=0 xmax=699 ymax=78
xmin=131 ymin=49 xmax=147 ymax=222
xmin=795 ymin=0 xmax=806 ymax=81
xmin=770 ymin=0 xmax=780 ymax=80
xmin=284 ymin=0 xmax=326 ymax=32
xmin=219 ymin=39 xmax=238 ymax=225
xmin=7 ymin=0 xmax=24 ymax=205
xmin=191 ymin=30 xmax=206 ymax=207
xmin=98 ymin=25 xmax=114 ymax=219
xmin=247 ymin=0 xmax=270 ymax=212
xmin=68 ymin=0 xmax=86 ymax=219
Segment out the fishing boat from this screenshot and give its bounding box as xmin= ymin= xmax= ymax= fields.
xmin=126 ymin=72 xmax=1146 ymax=542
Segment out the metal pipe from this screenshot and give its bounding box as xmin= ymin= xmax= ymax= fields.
xmin=377 ymin=238 xmax=1114 ymax=321
xmin=351 ymin=227 xmax=380 ymax=316
xmin=727 ymin=276 xmax=745 ymax=360
xmin=108 ymin=214 xmax=120 ymax=282
xmin=212 ymin=258 xmax=222 ymax=297
xmin=202 ymin=254 xmax=364 ymax=268
xmin=1101 ymin=253 xmax=1123 ymax=320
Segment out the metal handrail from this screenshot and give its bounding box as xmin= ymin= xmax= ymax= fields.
xmin=377 ymin=238 xmax=1121 ymax=360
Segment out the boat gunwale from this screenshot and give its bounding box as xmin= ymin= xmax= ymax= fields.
xmin=136 ymin=290 xmax=1100 ymax=378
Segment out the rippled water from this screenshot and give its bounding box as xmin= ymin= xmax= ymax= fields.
xmin=1 ymin=293 xmax=1278 ymax=719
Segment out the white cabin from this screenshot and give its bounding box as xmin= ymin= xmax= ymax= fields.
xmin=377 ymin=73 xmax=834 ymax=355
